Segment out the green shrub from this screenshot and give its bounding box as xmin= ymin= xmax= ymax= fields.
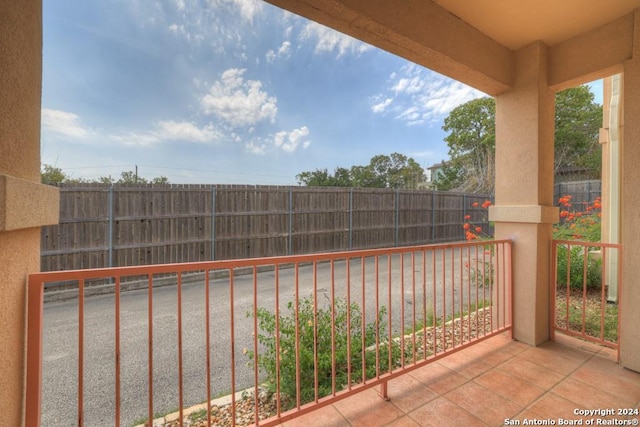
xmin=556 ymin=245 xmax=602 ymax=291
xmin=246 ymin=297 xmax=400 ymax=406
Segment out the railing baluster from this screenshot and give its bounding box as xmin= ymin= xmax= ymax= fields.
xmin=115 ymin=276 xmax=121 ymax=427
xmin=274 ymin=265 xmax=281 ymax=417
xmin=432 ymin=249 xmax=437 ymax=357
xmin=294 ymin=262 xmax=301 ymax=410
xmin=314 ymin=261 xmax=319 ymax=401
xmin=177 ymin=272 xmax=184 ymax=427
xmin=229 ymin=269 xmax=236 ymax=427
xmin=441 ymin=248 xmax=446 ymax=353
xmin=330 ymin=259 xmax=336 ymax=395
xmin=374 ymin=256 xmax=380 ymax=379
xmin=78 ymin=278 xmax=85 ymax=427
xmin=400 ymin=252 xmax=405 ymax=367
xmin=148 ymin=275 xmax=154 ymax=426
xmin=361 ymin=257 xmax=366 ymax=383
xmin=206 ymin=270 xmax=213 ymax=427
xmin=411 ymin=251 xmax=416 ymax=364
xmin=387 ymin=253 xmax=392 ymax=373
xmin=345 ymin=258 xmax=351 ymax=389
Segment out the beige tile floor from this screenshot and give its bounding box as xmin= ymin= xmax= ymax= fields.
xmin=274 ymin=334 xmax=640 ymax=427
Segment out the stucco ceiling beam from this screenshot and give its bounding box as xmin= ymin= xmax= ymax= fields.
xmin=263 ymin=0 xmax=515 ymax=95
xmin=549 ymin=13 xmax=635 ymax=90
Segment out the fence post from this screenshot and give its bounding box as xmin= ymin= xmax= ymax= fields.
xmin=108 ymin=185 xmax=114 ymax=268
xmin=431 ymin=191 xmax=436 ymax=243
xmin=395 ymin=189 xmax=399 ymax=247
xmin=349 ymin=188 xmax=353 ymax=250
xmin=211 ymin=186 xmax=216 ymax=260
xmin=463 ymin=193 xmax=467 ymax=223
xmin=288 ymin=187 xmax=293 ymax=255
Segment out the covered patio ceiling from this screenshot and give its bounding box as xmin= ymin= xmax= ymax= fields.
xmin=263 ymin=0 xmax=640 ymax=94
xmin=433 ymin=0 xmax=640 ymax=50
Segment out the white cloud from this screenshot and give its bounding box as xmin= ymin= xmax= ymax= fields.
xmin=371 ymin=97 xmax=393 ymax=113
xmin=245 ymin=140 xmax=267 ymax=155
xmin=301 ymin=22 xmax=371 ymax=57
xmin=41 ymin=109 xmax=89 ymax=138
xmin=201 ymin=68 xmax=278 ymax=127
xmin=371 ymin=64 xmax=486 ymax=125
xmin=278 ymin=41 xmax=291 ymax=56
xmin=155 ymin=120 xmax=218 ymax=143
xmin=266 ymin=41 xmax=292 ymax=63
xmin=274 ymin=126 xmax=311 ymax=152
xmin=111 ymin=132 xmax=160 ymax=147
xmin=111 ymin=121 xmax=219 ymax=146
xmin=225 ymin=0 xmax=263 ymax=23
xmin=265 ymin=50 xmax=276 ymax=62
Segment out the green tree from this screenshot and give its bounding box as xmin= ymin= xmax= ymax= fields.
xmin=554 ymin=86 xmax=602 ymax=177
xmin=441 ymin=86 xmax=602 ymax=193
xmin=117 ymin=170 xmax=148 ymax=184
xmin=296 ymin=167 xmax=352 ymax=186
xmin=297 ymin=153 xmax=425 ymax=189
xmin=151 ymin=176 xmax=170 ymax=184
xmin=41 ymin=164 xmax=67 ymax=185
xmin=432 ymin=162 xmax=465 ymax=191
xmin=442 ymin=97 xmax=495 ymax=193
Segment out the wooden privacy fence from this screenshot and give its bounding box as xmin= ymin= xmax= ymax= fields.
xmin=41 ymin=184 xmax=494 ymax=272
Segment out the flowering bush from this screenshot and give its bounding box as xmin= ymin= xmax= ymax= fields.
xmin=553 ymin=195 xmax=603 ymax=290
xmin=464 ymin=199 xmax=492 ymax=241
xmin=553 ymin=195 xmax=601 ymax=242
xmin=463 ymin=200 xmax=494 ymax=287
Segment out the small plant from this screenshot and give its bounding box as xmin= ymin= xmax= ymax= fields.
xmin=246 ymin=297 xmax=400 ymax=407
xmin=556 ymin=245 xmax=602 ymax=291
xmin=188 ymin=408 xmax=209 ymax=423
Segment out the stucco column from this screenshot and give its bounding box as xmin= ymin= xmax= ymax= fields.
xmin=489 ymin=42 xmax=558 ymax=346
xmin=0 ymin=1 xmax=58 ymax=425
xmin=620 ymin=10 xmax=640 ymax=372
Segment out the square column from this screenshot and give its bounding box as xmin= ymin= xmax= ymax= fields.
xmin=490 ymin=42 xmax=558 ymax=346
xmin=0 ymin=1 xmax=58 ymax=426
xmin=620 ymin=10 xmax=640 ymax=372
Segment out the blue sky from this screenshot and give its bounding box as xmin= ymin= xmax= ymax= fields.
xmin=41 ymin=0 xmax=602 ymax=185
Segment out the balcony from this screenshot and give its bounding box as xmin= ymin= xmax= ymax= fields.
xmin=25 ymin=239 xmax=640 ymax=426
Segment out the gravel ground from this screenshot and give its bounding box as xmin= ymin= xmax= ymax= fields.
xmin=155 ymin=308 xmax=495 ymax=427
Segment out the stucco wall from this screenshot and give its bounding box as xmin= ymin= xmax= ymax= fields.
xmin=0 ymin=1 xmax=46 ymax=425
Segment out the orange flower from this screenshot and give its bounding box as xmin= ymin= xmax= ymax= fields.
xmin=465 ymin=231 xmax=477 ymax=241
xmin=463 ymin=223 xmax=470 ymax=230
xmin=475 ymin=226 xmax=482 ymax=233
xmin=464 ymin=215 xmax=471 ymax=220
xmin=481 ymin=200 xmax=492 ymax=209
xmin=472 ymin=202 xmax=479 ymax=208
xmin=560 ymin=210 xmax=568 ymax=218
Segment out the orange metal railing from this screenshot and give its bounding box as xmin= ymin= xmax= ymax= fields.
xmin=26 ymin=240 xmax=512 ymax=427
xmin=551 ymin=240 xmax=623 ymax=359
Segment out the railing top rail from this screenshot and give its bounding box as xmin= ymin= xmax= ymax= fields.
xmin=551 ymin=239 xmax=623 ymax=250
xmin=30 ymin=239 xmax=512 ymax=283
